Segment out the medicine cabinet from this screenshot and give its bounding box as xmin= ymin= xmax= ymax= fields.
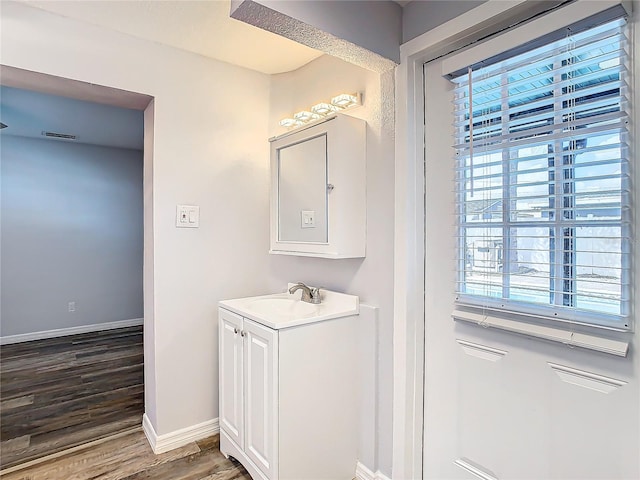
xmin=269 ymin=114 xmax=366 ymax=258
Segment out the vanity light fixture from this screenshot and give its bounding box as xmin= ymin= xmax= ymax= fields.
xmin=279 ymin=92 xmax=363 ymax=130
xmin=293 ymin=110 xmax=321 ymax=123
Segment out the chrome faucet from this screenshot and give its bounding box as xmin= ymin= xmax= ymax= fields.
xmin=288 ymin=282 xmax=321 ymax=304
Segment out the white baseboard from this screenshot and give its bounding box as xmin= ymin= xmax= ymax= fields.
xmin=142 ymin=413 xmax=220 ymax=454
xmin=0 ymin=318 xmax=144 ymax=345
xmin=356 ymin=461 xmax=392 ymax=480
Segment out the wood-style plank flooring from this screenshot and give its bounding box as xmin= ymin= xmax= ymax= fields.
xmin=0 ymin=326 xmax=144 ymax=469
xmin=0 ymin=429 xmax=251 ymax=480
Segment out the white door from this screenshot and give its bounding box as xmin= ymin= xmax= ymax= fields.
xmin=422 ymin=57 xmax=639 ymax=479
xmin=244 ymin=318 xmax=279 ymax=480
xmin=219 ymin=308 xmax=244 ymax=449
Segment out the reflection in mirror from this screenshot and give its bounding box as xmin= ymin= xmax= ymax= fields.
xmin=277 ymin=134 xmax=328 ymax=243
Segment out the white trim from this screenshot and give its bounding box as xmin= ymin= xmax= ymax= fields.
xmin=142 ymin=413 xmax=219 ymax=454
xmin=356 ymin=461 xmax=392 ymax=480
xmin=456 ymin=339 xmax=508 ymax=362
xmin=0 ymin=318 xmax=143 ymax=345
xmin=548 ymin=362 xmax=628 ymax=394
xmin=452 ymin=309 xmax=630 ymax=357
xmin=454 ymin=458 xmax=499 ymax=480
xmin=392 ymin=19 xmax=426 ymax=480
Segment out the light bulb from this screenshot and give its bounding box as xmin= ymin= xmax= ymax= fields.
xmin=311 ymin=103 xmax=338 ymax=116
xmin=330 ymin=93 xmax=360 ymax=108
xmin=293 ymin=111 xmax=321 ymax=123
xmin=279 ymin=118 xmax=297 ymax=127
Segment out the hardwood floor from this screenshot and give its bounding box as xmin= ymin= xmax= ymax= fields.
xmin=0 ymin=326 xmax=144 ymax=469
xmin=0 ymin=429 xmax=251 ymax=480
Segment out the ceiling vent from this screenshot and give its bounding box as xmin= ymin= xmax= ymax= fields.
xmin=41 ymin=131 xmax=76 ymax=140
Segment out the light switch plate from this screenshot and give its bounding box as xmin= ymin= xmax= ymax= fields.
xmin=176 ymin=205 xmax=200 ymax=228
xmin=301 ymin=210 xmax=315 ymax=229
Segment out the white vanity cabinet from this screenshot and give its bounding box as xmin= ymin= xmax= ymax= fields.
xmin=218 ymin=302 xmax=359 ymax=480
xmin=219 ymin=309 xmax=278 ymax=479
xmin=269 ymin=114 xmax=366 ymax=258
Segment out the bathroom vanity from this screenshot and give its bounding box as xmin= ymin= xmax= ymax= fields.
xmin=218 ymin=288 xmax=360 ymax=480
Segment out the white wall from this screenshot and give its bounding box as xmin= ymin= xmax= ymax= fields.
xmin=402 ymin=0 xmax=487 ymax=43
xmin=268 ymin=55 xmax=395 ymax=476
xmin=1 ymin=1 xmax=272 ymax=436
xmin=1 ymin=136 xmax=143 ymax=336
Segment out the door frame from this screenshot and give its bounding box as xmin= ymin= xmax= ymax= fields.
xmin=389 ymin=1 xmax=617 ymax=477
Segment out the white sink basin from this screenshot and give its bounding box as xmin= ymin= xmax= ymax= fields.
xmin=219 ymin=287 xmax=359 ymax=329
xmin=246 ymin=297 xmax=319 ymax=318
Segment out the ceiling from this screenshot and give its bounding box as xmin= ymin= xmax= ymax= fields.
xmin=0 ymin=86 xmax=144 ymax=150
xmin=21 ymin=0 xmax=324 ymax=75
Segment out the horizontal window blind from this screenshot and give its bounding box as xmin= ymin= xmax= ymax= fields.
xmin=451 ymin=16 xmax=631 ymax=330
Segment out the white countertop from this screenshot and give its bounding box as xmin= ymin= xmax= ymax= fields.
xmin=219 ymin=288 xmax=359 ymax=330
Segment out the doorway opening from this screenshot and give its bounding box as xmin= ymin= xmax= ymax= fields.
xmin=0 ymin=66 xmax=153 ymax=471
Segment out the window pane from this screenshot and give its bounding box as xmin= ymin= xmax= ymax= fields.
xmin=512 ymin=145 xmax=553 ymax=222
xmin=463 ymin=227 xmax=503 ymax=298
xmin=509 ymin=227 xmax=551 ymax=305
xmin=463 ymin=152 xmax=504 ymax=223
xmin=575 ymin=226 xmax=623 ymax=315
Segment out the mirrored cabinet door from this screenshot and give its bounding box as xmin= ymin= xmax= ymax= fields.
xmin=269 ymin=114 xmax=366 ymax=259
xmin=277 ymin=134 xmax=328 ymax=244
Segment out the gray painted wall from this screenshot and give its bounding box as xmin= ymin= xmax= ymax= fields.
xmin=261 ymin=0 xmax=402 ymax=61
xmin=402 ymin=0 xmax=488 ymax=43
xmin=1 ymin=135 xmax=143 ymax=336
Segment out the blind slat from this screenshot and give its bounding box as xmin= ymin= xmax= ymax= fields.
xmin=453 ymin=62 xmax=629 ymax=110
xmin=454 ymin=110 xmax=627 ymax=150
xmin=454 ymin=120 xmax=628 ymax=153
xmin=453 ymin=94 xmax=630 ymax=129
xmin=454 ymin=145 xmax=628 ymax=170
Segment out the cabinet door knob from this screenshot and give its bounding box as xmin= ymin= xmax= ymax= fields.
xmin=240 ymin=330 xmax=246 ymax=337
xmin=234 ymin=327 xmax=238 ymax=334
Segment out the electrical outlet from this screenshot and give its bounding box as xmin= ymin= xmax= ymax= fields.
xmin=68 ymin=301 xmax=76 ymax=312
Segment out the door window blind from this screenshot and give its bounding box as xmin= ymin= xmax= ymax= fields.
xmin=452 ymin=16 xmax=631 ymax=330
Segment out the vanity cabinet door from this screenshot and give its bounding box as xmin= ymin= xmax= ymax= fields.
xmin=243 ymin=318 xmax=279 ymax=480
xmin=219 ymin=309 xmax=244 ymax=449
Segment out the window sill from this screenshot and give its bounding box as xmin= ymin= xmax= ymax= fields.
xmin=452 ymin=308 xmax=630 ymax=357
